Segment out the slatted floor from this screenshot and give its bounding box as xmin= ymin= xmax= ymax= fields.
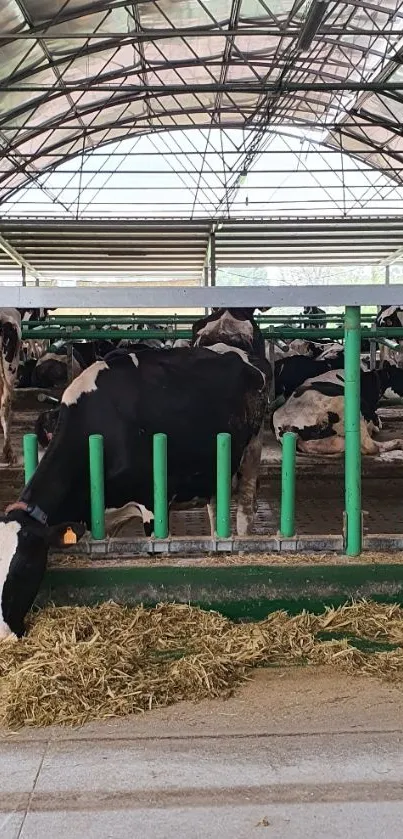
xmin=169 ymin=479 xmax=403 ymax=537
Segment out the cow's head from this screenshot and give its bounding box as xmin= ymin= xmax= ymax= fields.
xmin=380 ymin=361 xmax=403 ymax=397
xmin=0 ymin=505 xmax=85 ymax=639
xmin=34 ymin=408 xmax=60 ymax=450
xmin=192 ymin=308 xmax=265 ymax=357
xmin=377 ymin=306 xmax=403 ymax=329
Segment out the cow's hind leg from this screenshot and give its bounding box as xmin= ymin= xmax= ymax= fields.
xmin=375 ymin=439 xmax=403 ymax=453
xmin=1 ymin=387 xmax=15 ymax=465
xmin=236 ymin=428 xmax=264 ymax=536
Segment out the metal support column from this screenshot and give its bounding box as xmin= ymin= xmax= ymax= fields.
xmin=216 ymin=433 xmax=231 ymax=538
xmin=280 ymin=432 xmax=296 ymax=538
xmin=209 ymin=232 xmax=216 ymax=287
xmin=21 ymin=266 xmax=26 ymax=287
xmin=344 ymin=306 xmax=362 ymax=556
xmin=153 ymin=433 xmax=168 ymax=539
xmin=89 ymin=435 xmax=105 ymax=540
xmin=23 ymin=434 xmax=38 ymax=483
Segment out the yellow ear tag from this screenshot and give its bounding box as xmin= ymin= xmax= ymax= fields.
xmin=63 ymin=527 xmax=77 ymax=545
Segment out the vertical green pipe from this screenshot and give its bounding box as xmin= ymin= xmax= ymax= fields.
xmin=23 ymin=433 xmax=38 ymax=483
xmin=344 ymin=305 xmax=362 ymax=556
xmin=89 ymin=434 xmax=105 ymax=540
xmin=216 ymin=432 xmax=231 ymax=538
xmin=153 ymin=433 xmax=168 ymax=538
xmin=280 ymin=431 xmax=296 ymax=538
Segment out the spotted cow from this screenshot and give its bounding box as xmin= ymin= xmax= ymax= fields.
xmin=272 ymin=366 xmax=403 ymax=456
xmin=0 ymin=309 xmax=22 ymax=464
xmin=1 ymin=308 xmax=270 ymax=638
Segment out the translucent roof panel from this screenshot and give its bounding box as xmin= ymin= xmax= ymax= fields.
xmin=5 ymin=128 xmax=403 ymax=219
xmin=0 ymin=0 xmax=403 ymax=207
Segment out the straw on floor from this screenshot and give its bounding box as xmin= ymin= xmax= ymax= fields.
xmin=1 ymin=600 xmax=403 ymax=729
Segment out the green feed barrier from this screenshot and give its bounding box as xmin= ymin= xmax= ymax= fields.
xmin=23 ymin=433 xmax=38 ymax=483
xmin=89 ymin=434 xmax=106 ymax=540
xmin=216 ymin=432 xmax=231 ymax=538
xmin=280 ymin=432 xmax=296 ymax=538
xmin=344 ymin=306 xmax=362 ymax=556
xmin=153 ymin=433 xmax=168 ymax=539
xmin=20 ymin=302 xmax=378 ymax=557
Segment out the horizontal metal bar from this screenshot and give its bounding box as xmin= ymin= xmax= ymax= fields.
xmin=0 ymin=26 xmax=399 ymax=40
xmin=6 ymin=285 xmax=403 ymax=308
xmin=21 ymin=326 xmax=403 ymax=340
xmin=2 ymin=82 xmax=403 ymax=93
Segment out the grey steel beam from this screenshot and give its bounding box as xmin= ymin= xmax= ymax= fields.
xmin=0 ymin=27 xmax=402 ymax=39
xmin=3 ymin=82 xmax=403 ymax=93
xmin=3 ymin=284 xmax=403 ymax=308
xmin=0 ymin=233 xmax=44 ymax=284
xmin=383 ymin=246 xmax=403 ymax=266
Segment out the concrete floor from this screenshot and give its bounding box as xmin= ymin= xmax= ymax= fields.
xmin=2 ymin=667 xmax=403 ymax=838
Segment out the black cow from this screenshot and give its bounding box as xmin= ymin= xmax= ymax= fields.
xmin=1 ymin=308 xmax=270 ymax=638
xmin=34 ymin=408 xmax=60 ymax=449
xmin=274 ymin=355 xmax=341 ymax=399
xmin=302 ymin=306 xmax=326 ymax=329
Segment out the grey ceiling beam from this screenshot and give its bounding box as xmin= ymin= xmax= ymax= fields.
xmin=3 ymin=284 xmax=403 ymax=309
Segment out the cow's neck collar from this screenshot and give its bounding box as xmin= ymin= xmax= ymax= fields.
xmin=5 ymin=501 xmax=47 ymax=525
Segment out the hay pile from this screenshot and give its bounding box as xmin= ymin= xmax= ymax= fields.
xmin=1 ymin=600 xmax=403 ymax=729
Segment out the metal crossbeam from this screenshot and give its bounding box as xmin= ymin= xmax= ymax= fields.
xmin=3 ymin=284 xmax=403 ymax=309
xmin=0 ymin=234 xmax=44 ymax=284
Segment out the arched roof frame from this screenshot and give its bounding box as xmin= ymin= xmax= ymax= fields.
xmin=1 ymin=0 xmax=403 ymax=208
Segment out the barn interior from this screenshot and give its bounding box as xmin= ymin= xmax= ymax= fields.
xmin=1 ymin=0 xmax=403 ymax=554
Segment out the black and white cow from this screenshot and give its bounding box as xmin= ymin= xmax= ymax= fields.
xmin=34 ymin=408 xmax=60 ymax=450
xmin=301 ymin=306 xmax=326 ymax=329
xmin=18 ymin=340 xmax=117 ymax=389
xmin=376 ymin=306 xmax=403 ymax=330
xmin=0 ymin=309 xmax=22 ymax=464
xmin=274 ymin=355 xmax=341 ymax=399
xmin=192 ymin=307 xmax=265 ymax=356
xmin=272 ymin=365 xmax=403 ymax=456
xmin=375 ymin=306 xmax=403 ymax=365
xmin=0 ymin=308 xmax=270 ymax=638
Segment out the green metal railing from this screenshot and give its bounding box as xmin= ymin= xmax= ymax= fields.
xmin=344 ymin=307 xmax=362 ymax=556
xmin=279 ymin=432 xmax=297 ymax=539
xmin=21 ymin=431 xmax=234 ymax=541
xmin=19 ymin=305 xmax=395 ymax=553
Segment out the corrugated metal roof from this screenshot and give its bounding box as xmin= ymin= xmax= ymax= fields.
xmin=0 ymin=216 xmax=402 ymax=279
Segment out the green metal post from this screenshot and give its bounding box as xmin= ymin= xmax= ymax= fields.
xmin=89 ymin=434 xmax=105 ymax=540
xmin=216 ymin=433 xmax=231 ymax=538
xmin=153 ymin=433 xmax=168 ymax=538
xmin=280 ymin=432 xmax=296 ymax=538
xmin=23 ymin=433 xmax=38 ymax=483
xmin=344 ymin=305 xmax=362 ymax=556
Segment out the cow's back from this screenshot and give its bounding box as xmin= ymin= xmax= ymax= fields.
xmin=57 ymin=347 xmax=269 ymax=512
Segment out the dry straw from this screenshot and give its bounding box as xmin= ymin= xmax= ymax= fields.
xmin=1 ymin=600 xmax=403 ymax=729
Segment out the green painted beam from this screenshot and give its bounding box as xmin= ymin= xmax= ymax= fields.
xmin=37 ymin=563 xmax=403 ymax=621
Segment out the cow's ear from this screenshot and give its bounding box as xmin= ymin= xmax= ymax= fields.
xmin=47 ymin=522 xmax=86 ymax=547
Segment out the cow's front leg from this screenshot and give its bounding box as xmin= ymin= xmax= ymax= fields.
xmin=207 ymin=498 xmax=216 ymax=537
xmin=236 ymin=428 xmax=264 ymax=536
xmin=1 ymin=388 xmax=15 ymax=466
